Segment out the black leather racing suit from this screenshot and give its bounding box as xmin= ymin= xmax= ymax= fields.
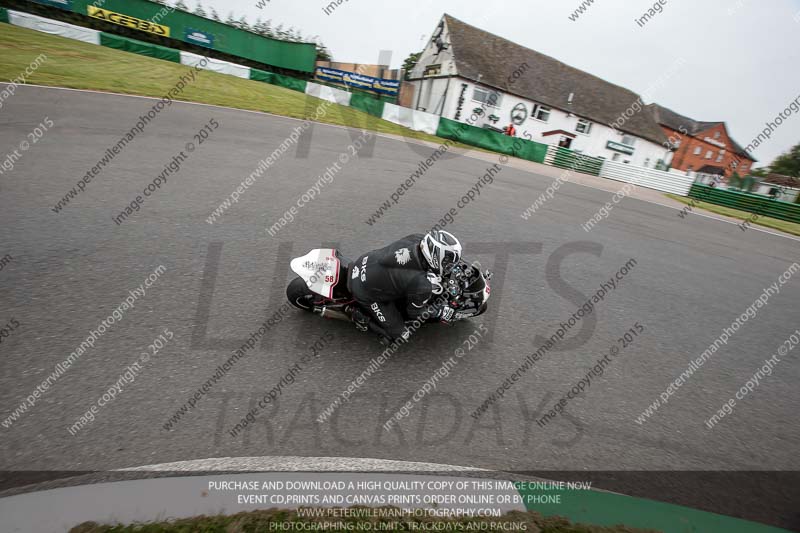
xmin=347 ymin=234 xmax=437 ymax=341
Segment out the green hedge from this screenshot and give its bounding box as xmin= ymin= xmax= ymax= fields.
xmin=689 ymin=183 xmax=800 ymax=223
xmin=350 ymin=93 xmax=385 ymax=117
xmin=0 ymin=7 xmax=8 ymax=24
xmin=99 ymin=32 xmax=180 ymax=63
xmin=249 ymin=68 xmax=275 ymax=84
xmin=436 ymin=118 xmax=548 ymax=163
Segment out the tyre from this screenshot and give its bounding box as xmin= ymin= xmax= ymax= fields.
xmin=287 ymin=277 xmax=316 ymax=312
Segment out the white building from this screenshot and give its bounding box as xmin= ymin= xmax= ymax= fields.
xmin=755 ymin=174 xmax=800 ymax=203
xmin=408 ymin=15 xmax=672 ymax=168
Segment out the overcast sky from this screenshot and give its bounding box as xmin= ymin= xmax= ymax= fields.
xmin=202 ymin=0 xmax=800 ymax=167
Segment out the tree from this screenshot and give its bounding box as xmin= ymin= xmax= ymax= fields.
xmin=193 ymin=1 xmax=207 ymax=18
xmin=237 ymin=15 xmax=251 ymax=31
xmin=729 ymin=171 xmax=743 ymax=190
xmin=225 ymin=11 xmax=236 ymax=26
xmin=174 ymin=0 xmax=189 ymax=11
xmin=769 ymin=142 xmax=800 ymax=178
xmin=262 ymin=19 xmax=273 ymax=37
xmin=209 ymin=8 xmax=221 ymax=21
xmin=316 ymin=41 xmax=332 ymax=61
xmin=402 ymin=51 xmax=422 ymax=80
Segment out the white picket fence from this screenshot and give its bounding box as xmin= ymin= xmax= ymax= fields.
xmin=599 ymin=159 xmax=694 ymax=196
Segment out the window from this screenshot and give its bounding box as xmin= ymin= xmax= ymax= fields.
xmin=423 ymin=64 xmax=442 ymax=76
xmin=472 ymin=87 xmax=502 ymax=108
xmin=705 ymin=150 xmax=713 ymax=159
xmin=533 ymin=104 xmax=551 ymax=122
xmin=714 ymin=131 xmax=721 ymax=139
xmin=693 ymin=146 xmax=702 ymax=155
xmin=612 ymin=153 xmax=621 ymax=162
xmin=732 ymin=161 xmax=738 ymax=169
xmin=644 ymin=158 xmax=650 ymax=167
xmin=621 ymin=135 xmax=636 ymax=147
xmin=575 ymin=119 xmax=592 ymax=134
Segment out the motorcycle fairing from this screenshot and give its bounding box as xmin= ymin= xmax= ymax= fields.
xmin=290 ymin=248 xmax=340 ymax=299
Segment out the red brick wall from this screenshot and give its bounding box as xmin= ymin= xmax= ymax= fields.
xmin=663 ymin=124 xmax=754 ymax=178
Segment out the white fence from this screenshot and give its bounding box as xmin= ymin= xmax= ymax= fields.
xmin=599 ymin=159 xmax=694 ymax=196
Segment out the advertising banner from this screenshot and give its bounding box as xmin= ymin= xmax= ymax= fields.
xmin=315 ymin=67 xmax=399 ymax=96
xmin=87 ymin=6 xmax=170 ymax=37
xmin=184 ymin=27 xmax=214 ymax=48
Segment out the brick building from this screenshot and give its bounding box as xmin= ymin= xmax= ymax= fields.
xmin=646 ymin=104 xmax=756 ymax=179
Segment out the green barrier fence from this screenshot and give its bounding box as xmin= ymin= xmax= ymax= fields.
xmin=689 ymin=183 xmax=800 ymax=223
xmin=0 ymin=7 xmax=8 ymax=23
xmin=249 ymin=68 xmax=275 ymax=84
xmin=436 ymin=118 xmax=548 ymax=163
xmin=350 ymin=93 xmax=385 ymax=117
xmin=271 ymin=72 xmax=307 ymax=93
xmin=549 ymin=146 xmax=604 ymax=176
xmin=99 ymin=32 xmax=180 ymax=63
xmin=68 ymin=0 xmax=316 ymax=73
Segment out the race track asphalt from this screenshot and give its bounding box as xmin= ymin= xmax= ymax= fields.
xmin=0 ymin=85 xmax=798 ymax=526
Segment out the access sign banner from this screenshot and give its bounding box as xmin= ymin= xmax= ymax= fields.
xmin=315 ymin=67 xmax=400 ymax=96
xmin=87 ymin=6 xmax=170 ymax=37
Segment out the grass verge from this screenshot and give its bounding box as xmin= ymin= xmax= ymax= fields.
xmin=666 ymin=194 xmax=800 ymax=237
xmin=70 ymin=507 xmax=661 ymax=533
xmin=0 ymin=23 xmax=471 ymax=151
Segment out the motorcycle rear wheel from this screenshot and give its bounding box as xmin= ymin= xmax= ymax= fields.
xmin=287 ymin=277 xmax=316 ymax=312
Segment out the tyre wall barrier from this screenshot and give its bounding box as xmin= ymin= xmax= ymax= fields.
xmin=305 ymin=82 xmax=353 ymax=107
xmin=100 ymin=33 xmax=180 ymax=63
xmin=381 ymin=103 xmax=441 ymax=135
xmin=436 ymin=118 xmax=548 ymax=164
xmin=349 ymin=93 xmax=386 ymax=117
xmin=179 ymin=51 xmax=250 ymax=79
xmin=8 ymin=9 xmax=99 ymax=45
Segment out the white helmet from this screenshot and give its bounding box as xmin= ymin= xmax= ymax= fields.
xmin=420 ymin=230 xmax=462 ymax=275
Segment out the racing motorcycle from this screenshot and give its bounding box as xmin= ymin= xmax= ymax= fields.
xmin=286 ymin=248 xmax=492 ymax=326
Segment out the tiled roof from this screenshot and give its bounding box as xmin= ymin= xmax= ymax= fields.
xmin=443 ymin=14 xmax=668 ymax=146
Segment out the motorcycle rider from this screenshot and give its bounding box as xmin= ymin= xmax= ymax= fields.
xmin=347 ymin=230 xmax=462 ymax=344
